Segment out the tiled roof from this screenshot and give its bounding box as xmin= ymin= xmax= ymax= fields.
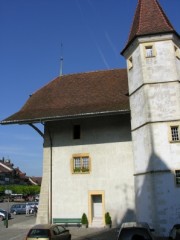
xmin=0 ymin=160 xmax=14 ymax=169
xmin=0 ymin=161 xmax=13 ymax=172
xmin=0 ymin=164 xmax=13 ymax=173
xmin=122 ymin=0 xmax=179 ymax=54
xmin=29 ymin=177 xmax=42 ymax=185
xmin=1 ymin=69 xmax=129 ymax=124
xmin=14 ymin=167 xmax=26 ymax=178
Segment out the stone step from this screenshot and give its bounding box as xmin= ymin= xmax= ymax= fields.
xmin=91 ymin=217 xmax=104 ymax=228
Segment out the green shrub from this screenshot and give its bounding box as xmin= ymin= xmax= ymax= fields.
xmin=81 ymin=213 xmax=88 ymax=225
xmin=74 ymin=167 xmax=81 ymax=172
xmin=81 ymin=167 xmax=89 ymax=172
xmin=105 ymin=212 xmax=112 ymax=225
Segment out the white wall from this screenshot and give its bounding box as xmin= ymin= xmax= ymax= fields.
xmin=47 ymin=115 xmax=135 ymax=226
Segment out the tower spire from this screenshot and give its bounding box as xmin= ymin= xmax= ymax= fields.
xmin=122 ymin=0 xmax=179 ymax=55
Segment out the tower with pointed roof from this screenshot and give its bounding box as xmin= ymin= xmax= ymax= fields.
xmin=122 ymin=0 xmax=180 ymax=236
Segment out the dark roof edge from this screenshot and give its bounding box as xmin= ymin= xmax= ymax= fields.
xmin=121 ymin=31 xmax=180 ymax=55
xmin=0 ymin=109 xmax=130 ymax=125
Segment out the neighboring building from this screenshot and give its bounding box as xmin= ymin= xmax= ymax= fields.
xmin=0 ymin=158 xmax=41 ymax=186
xmin=0 ymin=158 xmax=27 ymax=185
xmin=0 ymin=158 xmax=15 ymax=185
xmin=28 ymin=176 xmax=42 ymax=186
xmin=1 ymin=0 xmax=180 ymax=237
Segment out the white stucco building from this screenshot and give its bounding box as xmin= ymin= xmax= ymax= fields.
xmin=1 ymin=0 xmax=180 ymax=237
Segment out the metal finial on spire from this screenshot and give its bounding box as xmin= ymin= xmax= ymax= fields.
xmin=59 ymin=42 xmax=63 ymax=77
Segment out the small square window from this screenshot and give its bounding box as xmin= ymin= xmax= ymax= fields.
xmin=143 ymin=43 xmax=156 ymax=58
xmin=72 ymin=154 xmax=90 ymax=174
xmin=171 ymin=126 xmax=179 ymax=142
xmin=175 ymin=170 xmax=180 ymax=186
xmin=73 ymin=125 xmax=80 ymax=139
xmin=145 ymin=46 xmax=153 ymax=57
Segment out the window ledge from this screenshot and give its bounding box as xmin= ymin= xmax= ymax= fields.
xmin=170 ymin=140 xmax=180 ymax=143
xmin=72 ymin=172 xmax=90 ymax=174
xmin=146 ymin=55 xmax=155 ymax=58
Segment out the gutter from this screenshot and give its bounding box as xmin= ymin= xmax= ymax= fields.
xmin=0 ymin=109 xmax=130 ymax=125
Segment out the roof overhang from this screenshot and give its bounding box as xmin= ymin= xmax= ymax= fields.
xmin=0 ymin=109 xmax=130 ymax=125
xmin=121 ymin=31 xmax=180 ymax=56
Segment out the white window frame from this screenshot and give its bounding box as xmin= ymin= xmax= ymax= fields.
xmin=143 ymin=43 xmax=156 ymax=58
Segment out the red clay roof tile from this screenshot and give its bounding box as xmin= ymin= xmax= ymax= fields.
xmin=122 ymin=0 xmax=179 ymax=54
xmin=2 ymin=69 xmax=129 ymax=124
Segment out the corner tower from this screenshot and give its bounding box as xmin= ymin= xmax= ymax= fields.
xmin=122 ymin=0 xmax=180 ymax=236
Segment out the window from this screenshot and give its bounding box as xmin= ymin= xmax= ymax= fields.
xmin=175 ymin=170 xmax=180 ymax=186
xmin=171 ymin=126 xmax=179 ymax=142
xmin=28 ymin=229 xmax=50 ymax=238
xmin=57 ymin=225 xmax=66 ymax=233
xmin=73 ymin=125 xmax=80 ymax=139
xmin=143 ymin=43 xmax=156 ymax=58
xmin=53 ymin=227 xmax=59 ymax=235
xmin=71 ymin=154 xmax=91 ymax=174
xmin=145 ymin=46 xmax=153 ymax=57
xmin=174 ymin=45 xmax=180 ymax=60
xmin=128 ymin=56 xmax=133 ymax=70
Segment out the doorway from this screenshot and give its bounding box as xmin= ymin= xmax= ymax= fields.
xmin=92 ymin=195 xmax=102 ymax=218
xmin=88 ymin=191 xmax=105 ymax=226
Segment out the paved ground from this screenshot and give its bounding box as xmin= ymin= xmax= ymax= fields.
xmin=0 ymin=216 xmax=168 ymax=240
xmin=0 ymin=202 xmax=119 ymax=240
xmin=0 ymin=203 xmax=168 ymax=240
xmin=0 ymin=214 xmax=118 ymax=240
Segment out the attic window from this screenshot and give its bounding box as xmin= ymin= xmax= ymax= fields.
xmin=145 ymin=46 xmax=153 ymax=57
xmin=73 ymin=125 xmax=80 ymax=139
xmin=174 ymin=45 xmax=180 ymax=60
xmin=128 ymin=56 xmax=133 ymax=70
xmin=144 ymin=44 xmax=156 ymax=58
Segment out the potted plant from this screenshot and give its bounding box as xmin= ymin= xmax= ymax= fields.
xmin=105 ymin=212 xmax=112 ymax=228
xmin=74 ymin=167 xmax=81 ymax=173
xmin=81 ymin=213 xmax=88 ymax=228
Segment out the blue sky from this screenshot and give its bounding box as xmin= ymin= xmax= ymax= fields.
xmin=0 ymin=0 xmax=180 ymax=177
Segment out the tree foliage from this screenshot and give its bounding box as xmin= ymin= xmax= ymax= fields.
xmin=0 ymin=185 xmax=40 ymax=196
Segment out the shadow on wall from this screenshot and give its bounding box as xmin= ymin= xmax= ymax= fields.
xmin=118 ymin=120 xmax=180 ymax=237
xmin=115 ymin=209 xmax=136 ymax=228
xmin=44 ymin=114 xmax=132 ymax=147
xmin=135 ymin=150 xmax=176 ymax=237
xmin=137 ymin=118 xmax=180 ymax=237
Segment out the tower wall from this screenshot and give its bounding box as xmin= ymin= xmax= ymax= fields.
xmin=125 ymin=34 xmax=180 ymax=236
